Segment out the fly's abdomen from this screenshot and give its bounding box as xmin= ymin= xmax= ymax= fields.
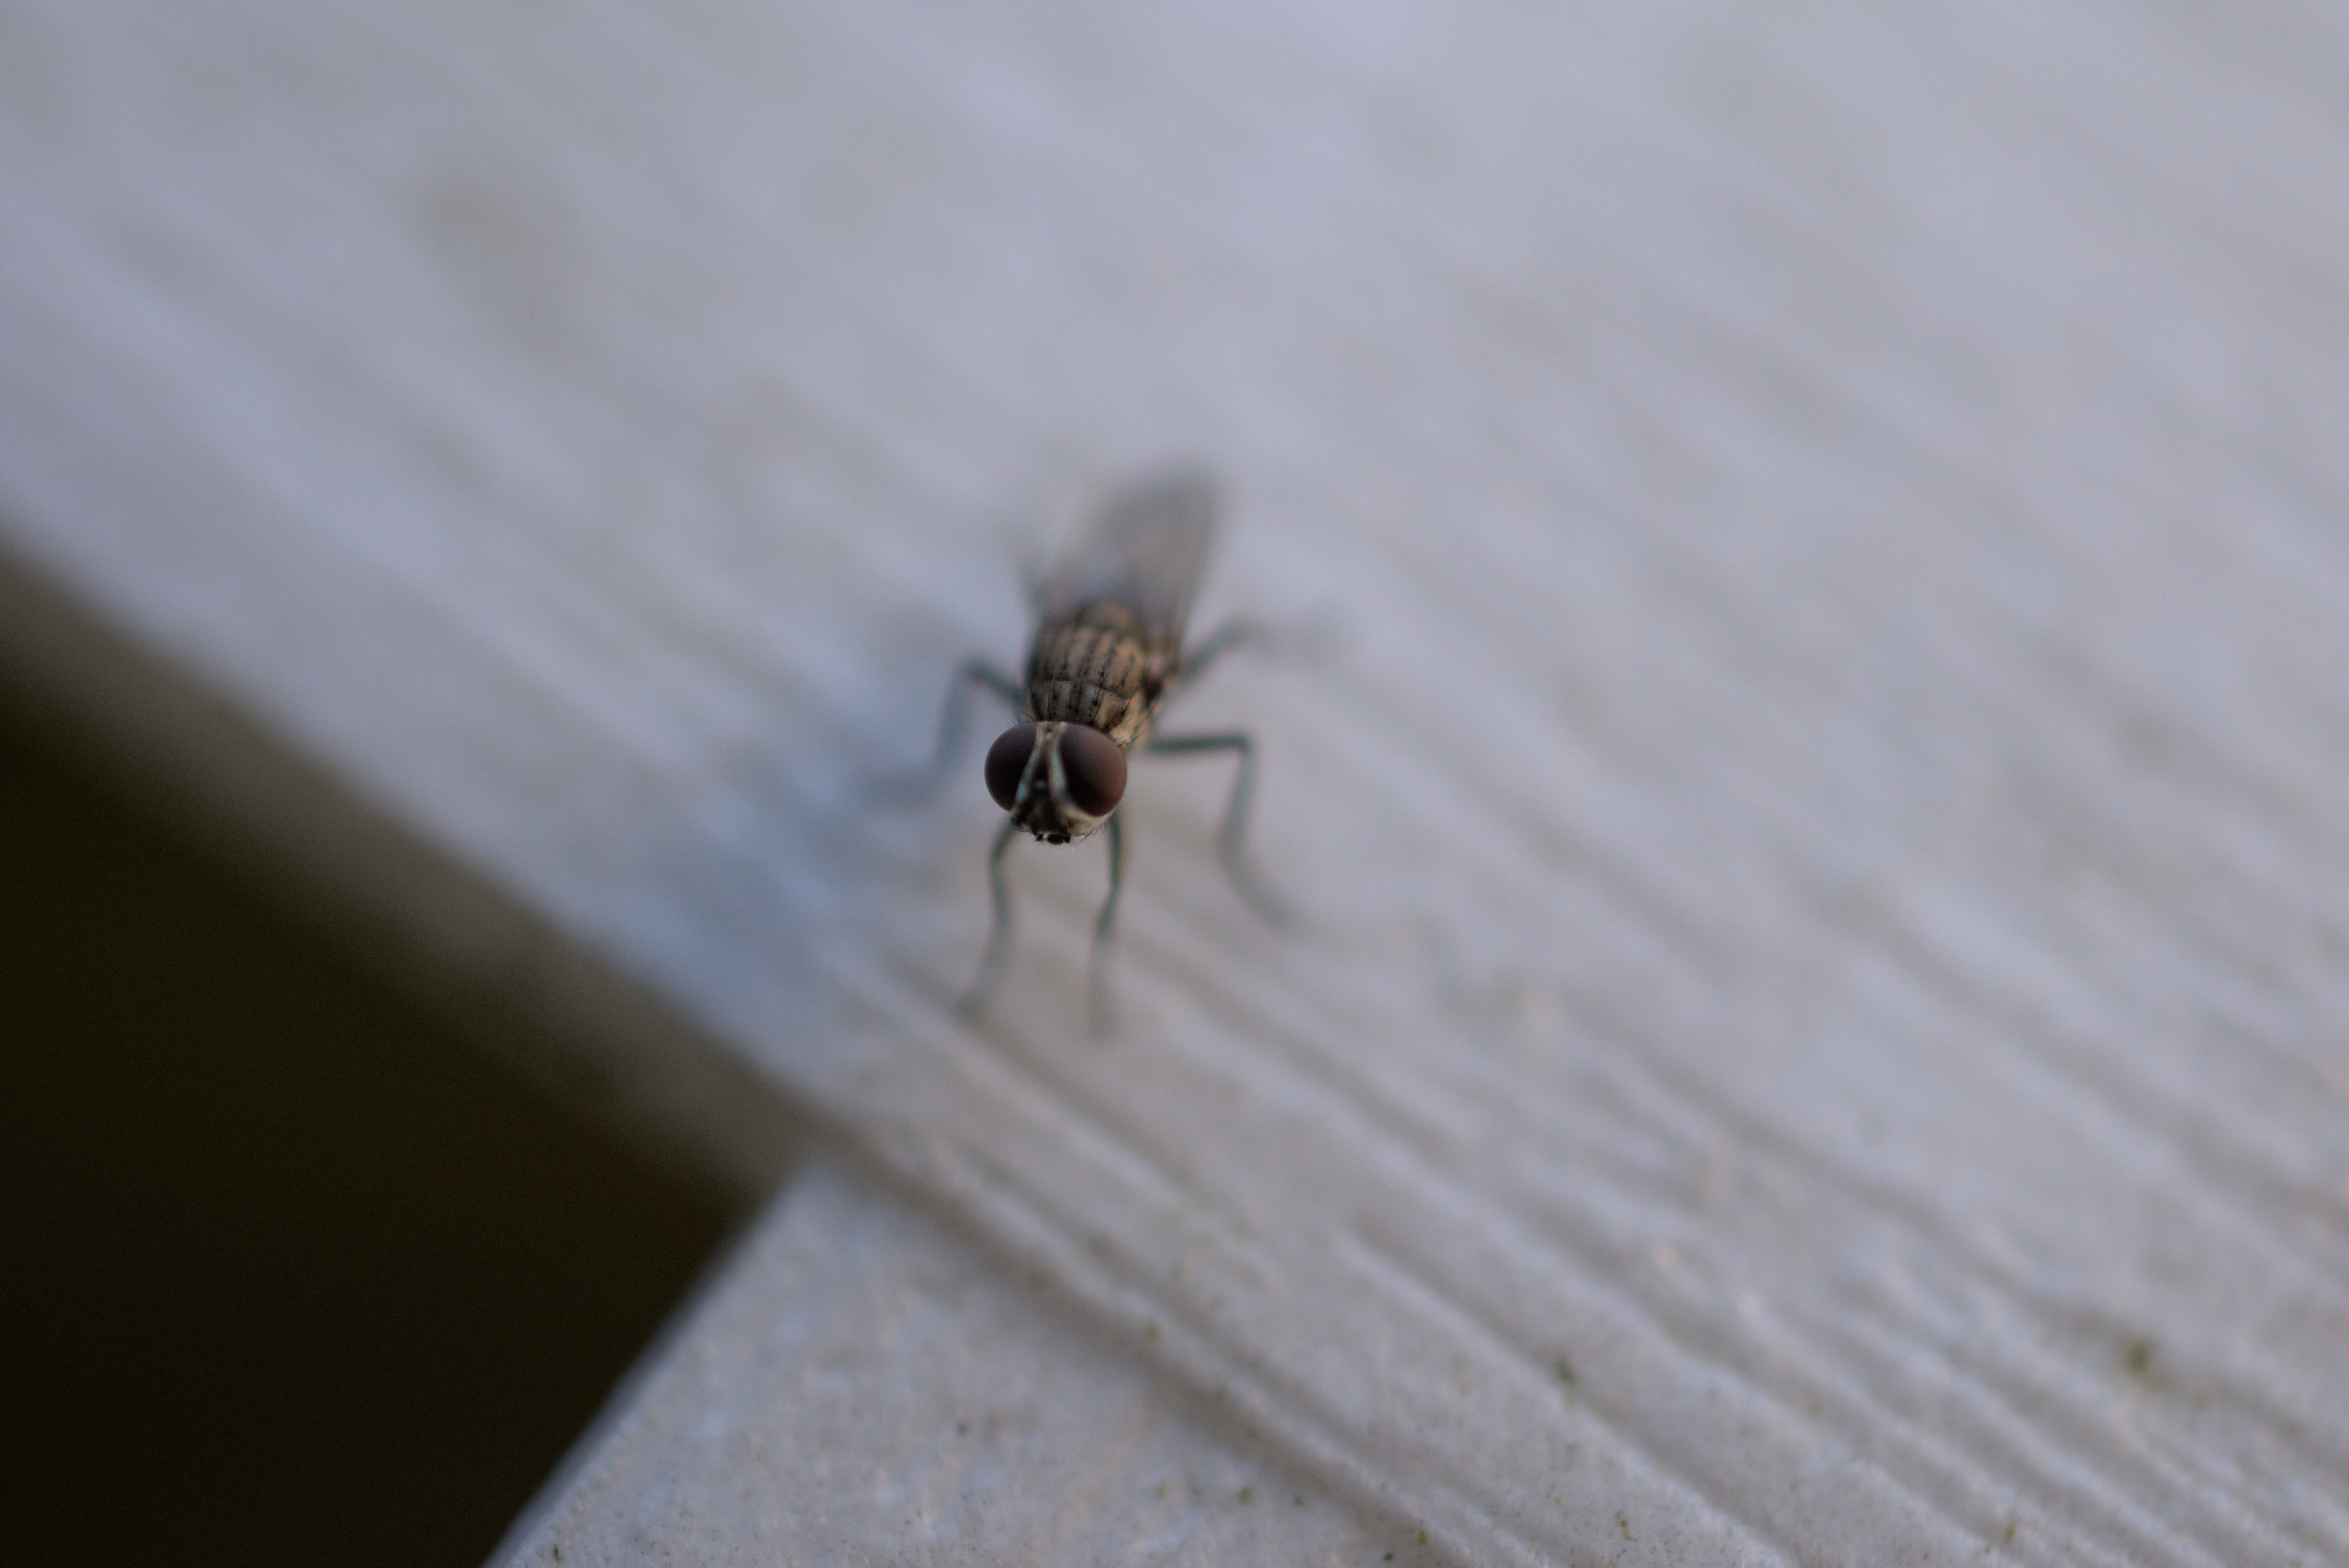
xmin=1027 ymin=612 xmax=1158 ymax=745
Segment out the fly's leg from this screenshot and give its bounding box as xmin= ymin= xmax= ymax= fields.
xmin=1169 ymin=609 xmax=1343 ymax=704
xmin=1146 ymin=730 xmax=1287 ymax=925
xmin=1164 ymin=618 xmax=1265 ymax=704
xmin=881 ymin=658 xmax=1023 ymax=802
xmin=959 ymin=817 xmax=1021 ymax=1019
xmin=1087 ymin=812 xmax=1126 ymax=1036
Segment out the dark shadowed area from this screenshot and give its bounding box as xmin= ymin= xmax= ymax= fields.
xmin=0 ymin=696 xmax=735 ymax=1568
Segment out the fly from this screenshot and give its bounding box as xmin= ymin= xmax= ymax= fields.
xmin=903 ymin=470 xmax=1282 ymax=1030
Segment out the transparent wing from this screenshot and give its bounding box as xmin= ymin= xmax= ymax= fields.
xmin=1038 ymin=470 xmax=1217 ymax=652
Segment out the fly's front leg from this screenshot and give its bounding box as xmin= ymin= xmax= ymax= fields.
xmin=882 ymin=657 xmax=1023 ymax=802
xmin=959 ymin=817 xmax=1021 ymax=1019
xmin=1087 ymin=813 xmax=1126 ymax=1035
xmin=1146 ymin=729 xmax=1287 ymax=925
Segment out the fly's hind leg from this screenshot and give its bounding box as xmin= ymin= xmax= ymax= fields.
xmin=1146 ymin=729 xmax=1287 ymax=925
xmin=880 ymin=657 xmax=1023 ymax=802
xmin=959 ymin=817 xmax=1021 ymax=1020
xmin=1167 ymin=610 xmax=1341 ymax=706
xmin=1163 ymin=618 xmax=1265 ymax=706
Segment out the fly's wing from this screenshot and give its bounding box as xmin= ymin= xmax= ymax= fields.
xmin=1037 ymin=470 xmax=1217 ymax=653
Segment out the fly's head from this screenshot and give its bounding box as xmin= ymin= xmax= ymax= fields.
xmin=984 ymin=720 xmax=1128 ymax=844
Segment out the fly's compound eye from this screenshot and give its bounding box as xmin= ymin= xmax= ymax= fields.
xmin=985 ymin=725 xmax=1037 ymax=811
xmin=1057 ymin=724 xmax=1128 ymax=819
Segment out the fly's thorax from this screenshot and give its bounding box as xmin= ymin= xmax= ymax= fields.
xmin=1025 ymin=608 xmax=1169 ymax=749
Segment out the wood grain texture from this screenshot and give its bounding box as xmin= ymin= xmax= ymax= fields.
xmin=4 ymin=1 xmax=2345 ymax=1561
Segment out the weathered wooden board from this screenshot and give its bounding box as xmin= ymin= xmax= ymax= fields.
xmin=4 ymin=1 xmax=2344 ymax=1562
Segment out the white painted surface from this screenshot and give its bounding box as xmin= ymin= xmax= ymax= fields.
xmin=498 ymin=1158 xmax=1390 ymax=1566
xmin=3 ymin=2 xmax=2345 ymax=1562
